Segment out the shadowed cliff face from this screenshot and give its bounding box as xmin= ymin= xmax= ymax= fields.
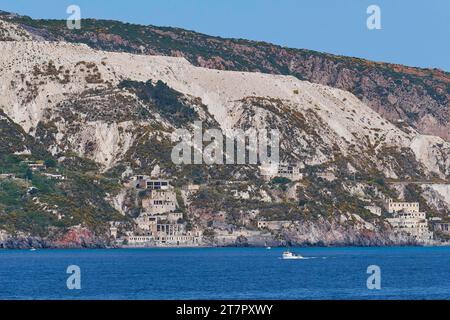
xmin=2 ymin=12 xmax=448 ymax=141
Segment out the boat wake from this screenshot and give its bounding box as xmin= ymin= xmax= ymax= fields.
xmin=280 ymin=250 xmax=328 ymax=260
xmin=279 ymin=256 xmax=326 ymax=260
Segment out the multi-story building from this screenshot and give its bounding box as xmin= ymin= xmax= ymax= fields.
xmin=386 ymin=200 xmax=432 ymax=242
xmin=130 ymin=215 xmax=201 ymax=246
xmin=277 ymin=165 xmax=303 ymax=181
xmin=132 ymin=176 xmax=171 ymax=191
xmin=142 ymin=189 xmax=177 ymax=215
xmin=260 ymin=163 xmax=304 ymax=181
xmin=387 ymin=211 xmax=432 ymax=241
xmin=146 ymin=179 xmax=171 ymax=190
xmin=127 ymin=178 xmax=201 ymax=247
xmin=167 ymin=212 xmax=183 ymax=223
xmin=386 ymin=199 xmax=420 ymax=214
xmin=433 ymin=222 xmax=450 ymax=236
xmin=135 ymin=215 xmax=158 ymax=233
xmin=257 ymin=220 xmax=292 ymax=231
xmin=156 ymin=225 xmax=202 ymax=246
xmin=127 ymin=235 xmax=155 ymax=245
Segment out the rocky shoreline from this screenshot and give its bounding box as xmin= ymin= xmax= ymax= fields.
xmin=0 ymin=236 xmax=433 ymax=250
xmin=0 ymin=218 xmax=433 ymax=249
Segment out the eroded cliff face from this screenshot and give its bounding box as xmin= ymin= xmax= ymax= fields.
xmin=0 ymin=226 xmax=110 ymax=249
xmin=204 ymin=219 xmax=412 ymax=247
xmin=0 ymin=15 xmax=449 ymax=248
xmin=2 ymin=12 xmax=447 ymax=141
xmin=1 ymin=41 xmax=448 ymax=178
xmin=281 ymin=217 xmax=414 ymax=247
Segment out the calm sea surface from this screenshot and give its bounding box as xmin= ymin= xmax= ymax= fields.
xmin=1 ymin=247 xmax=450 ymax=300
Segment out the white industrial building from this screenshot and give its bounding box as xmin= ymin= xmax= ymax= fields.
xmin=385 ymin=199 xmax=432 ymax=242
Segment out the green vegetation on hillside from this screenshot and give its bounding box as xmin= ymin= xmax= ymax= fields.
xmin=119 ymin=79 xmax=198 ymax=126
xmin=0 ymin=152 xmax=127 ymax=237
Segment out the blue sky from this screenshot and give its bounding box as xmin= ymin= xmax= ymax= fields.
xmin=0 ymin=0 xmax=448 ymax=71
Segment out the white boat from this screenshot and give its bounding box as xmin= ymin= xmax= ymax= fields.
xmin=30 ymin=248 xmax=37 ymax=251
xmin=282 ymin=250 xmax=303 ymax=260
xmin=266 ymin=246 xmax=272 ymax=250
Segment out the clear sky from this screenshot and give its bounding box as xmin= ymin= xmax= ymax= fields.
xmin=0 ymin=0 xmax=448 ymax=71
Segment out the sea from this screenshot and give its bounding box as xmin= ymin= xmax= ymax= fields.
xmin=0 ymin=246 xmax=449 ymax=300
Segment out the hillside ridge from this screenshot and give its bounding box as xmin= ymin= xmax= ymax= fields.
xmin=0 ymin=10 xmax=448 ymax=141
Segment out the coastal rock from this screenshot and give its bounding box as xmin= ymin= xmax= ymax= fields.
xmin=281 ymin=218 xmax=416 ymax=247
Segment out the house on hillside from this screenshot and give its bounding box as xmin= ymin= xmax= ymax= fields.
xmin=260 ymin=163 xmax=304 ymax=181
xmin=385 ymin=200 xmax=432 ymax=242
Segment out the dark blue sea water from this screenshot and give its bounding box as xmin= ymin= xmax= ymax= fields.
xmin=1 ymin=247 xmax=450 ymax=300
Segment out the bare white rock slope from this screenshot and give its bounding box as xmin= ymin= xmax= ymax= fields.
xmin=0 ymin=41 xmax=449 ymax=177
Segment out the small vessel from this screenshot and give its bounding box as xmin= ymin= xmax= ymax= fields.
xmin=266 ymin=246 xmax=272 ymax=250
xmin=282 ymin=250 xmax=303 ymax=260
xmin=30 ymin=248 xmax=37 ymax=251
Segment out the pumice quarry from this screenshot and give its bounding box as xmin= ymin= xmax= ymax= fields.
xmin=0 ymin=11 xmax=449 ymax=249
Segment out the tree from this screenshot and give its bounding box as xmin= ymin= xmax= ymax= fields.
xmin=24 ymin=168 xmax=33 ymax=181
xmin=44 ymin=158 xmax=57 ymax=168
